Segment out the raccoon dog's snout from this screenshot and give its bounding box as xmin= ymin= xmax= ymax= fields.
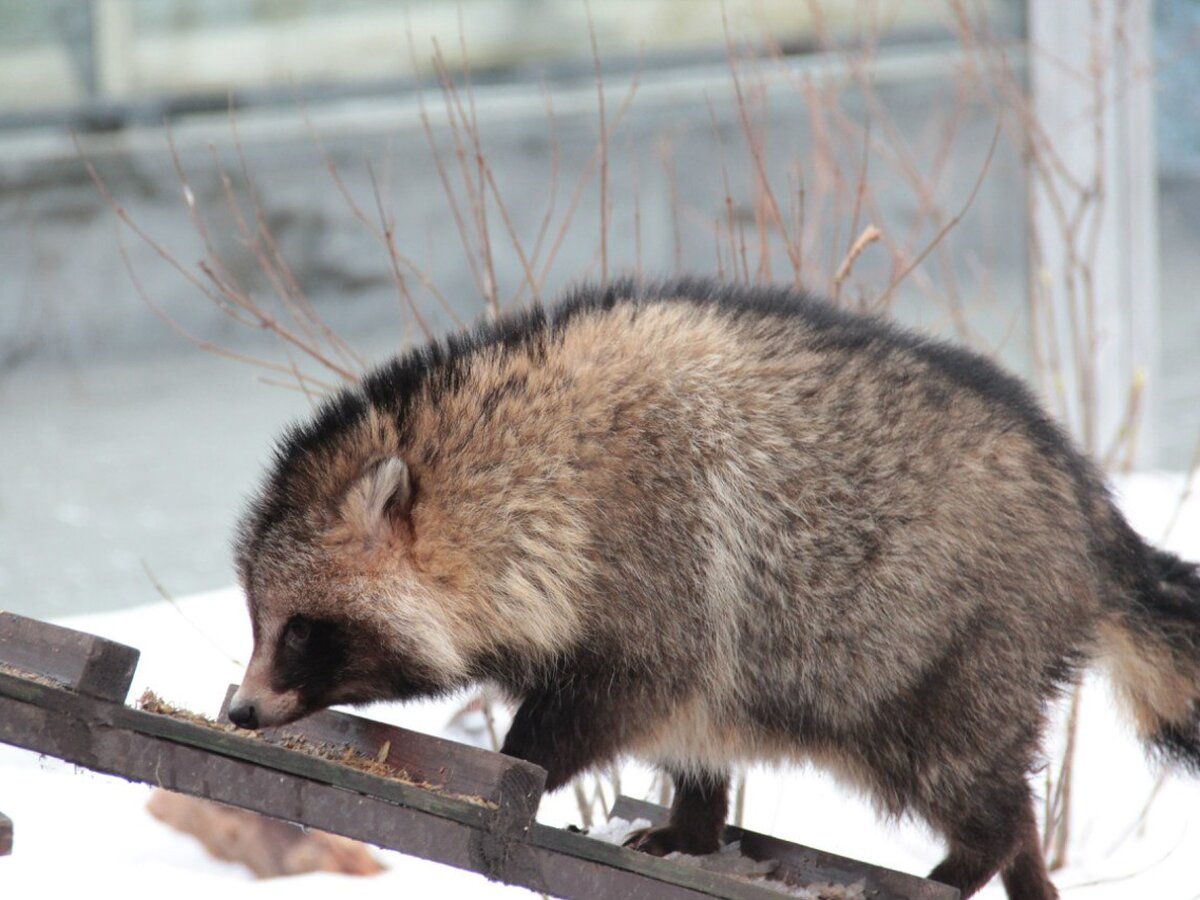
xmin=227 ymin=699 xmax=259 ymax=730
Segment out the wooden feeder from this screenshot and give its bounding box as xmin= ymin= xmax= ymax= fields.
xmin=0 ymin=611 xmax=957 ymax=899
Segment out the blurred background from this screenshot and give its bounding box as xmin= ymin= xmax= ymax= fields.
xmin=0 ymin=0 xmax=1196 ymax=623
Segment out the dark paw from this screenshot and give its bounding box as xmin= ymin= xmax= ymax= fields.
xmin=623 ymin=825 xmax=720 ymax=857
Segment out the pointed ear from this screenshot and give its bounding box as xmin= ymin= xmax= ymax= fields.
xmin=340 ymin=457 xmax=413 ymax=543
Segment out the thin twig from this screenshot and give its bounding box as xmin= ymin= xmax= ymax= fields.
xmin=833 ymin=225 xmax=883 ymax=289
xmin=585 ymin=0 xmax=609 ymax=284
xmin=878 ymin=122 xmax=1002 ymax=306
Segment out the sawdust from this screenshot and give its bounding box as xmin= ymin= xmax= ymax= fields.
xmin=0 ymin=661 xmax=70 ymax=690
xmin=135 ymin=690 xmax=495 ymax=808
xmin=137 ymin=689 xmax=404 ymax=777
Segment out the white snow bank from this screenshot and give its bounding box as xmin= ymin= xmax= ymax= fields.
xmin=2 ymin=471 xmax=1199 ymax=898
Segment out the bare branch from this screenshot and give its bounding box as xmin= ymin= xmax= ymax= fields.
xmin=877 ymin=122 xmax=1001 ymax=307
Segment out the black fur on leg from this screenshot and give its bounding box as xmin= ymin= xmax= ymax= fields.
xmin=500 ymin=688 xmax=635 ymax=791
xmin=625 ymin=769 xmax=729 ymax=857
xmin=927 ymin=780 xmax=1051 ymax=899
xmin=1001 ymin=818 xmax=1058 ymax=900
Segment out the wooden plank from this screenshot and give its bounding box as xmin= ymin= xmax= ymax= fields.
xmin=612 ymin=797 xmax=959 ymax=900
xmin=0 ymin=691 xmax=496 ymax=876
xmin=144 ymin=791 xmax=385 ymax=877
xmin=0 ymin=811 xmax=11 ymax=856
xmin=523 ymin=823 xmax=795 ymax=900
xmin=217 ymin=683 xmax=544 ymax=821
xmin=0 ymin=668 xmax=794 ymax=899
xmin=0 ymin=669 xmax=501 ymax=834
xmin=0 ymin=616 xmax=959 ymax=899
xmin=0 ymin=611 xmax=139 ymax=702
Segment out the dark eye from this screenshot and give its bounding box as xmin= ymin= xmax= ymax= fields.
xmin=283 ymin=617 xmax=312 ymax=652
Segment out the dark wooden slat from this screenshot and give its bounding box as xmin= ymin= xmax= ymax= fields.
xmin=0 ymin=669 xmax=503 ymax=833
xmin=217 ymin=683 xmax=544 ymax=821
xmin=0 ymin=615 xmax=956 ymax=900
xmin=0 ymin=692 xmax=495 ymax=875
xmin=0 ymin=611 xmax=139 ymax=702
xmin=522 ymin=823 xmax=796 ymax=900
xmin=612 ymin=796 xmax=960 ymax=900
xmin=0 ymin=675 xmax=802 ymax=899
xmin=0 ymin=812 xmax=11 ymax=856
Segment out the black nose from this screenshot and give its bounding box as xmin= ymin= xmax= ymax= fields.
xmin=228 ymin=701 xmax=259 ymax=730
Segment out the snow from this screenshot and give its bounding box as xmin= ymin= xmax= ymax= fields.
xmin=585 ymin=816 xmax=653 ymax=845
xmin=3 ymin=471 xmax=1200 ymax=898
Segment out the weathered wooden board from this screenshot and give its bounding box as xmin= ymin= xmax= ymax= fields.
xmin=521 ymin=823 xmax=799 ymax=900
xmin=0 ymin=689 xmax=508 ymax=876
xmin=612 ymin=796 xmax=960 ymax=900
xmin=0 ymin=669 xmax=523 ymax=834
xmin=0 ymin=611 xmax=139 ymax=702
xmin=0 ymin=670 xmax=799 ymax=899
xmin=0 ymin=612 xmax=962 ymax=899
xmin=217 ymin=683 xmax=542 ymax=819
xmin=0 ymin=811 xmax=11 ymax=856
xmin=145 ymin=791 xmax=385 ymax=877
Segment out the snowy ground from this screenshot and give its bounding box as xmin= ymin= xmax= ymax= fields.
xmin=3 ymin=471 xmax=1200 ymax=899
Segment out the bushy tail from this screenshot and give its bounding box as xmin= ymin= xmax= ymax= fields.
xmin=1100 ymin=543 xmax=1200 ymax=770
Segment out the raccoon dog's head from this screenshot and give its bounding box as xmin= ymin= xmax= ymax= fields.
xmin=229 ymin=440 xmax=471 ymax=730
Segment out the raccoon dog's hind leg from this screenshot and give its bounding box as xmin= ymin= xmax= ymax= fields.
xmin=624 ymin=769 xmax=729 ymax=857
xmin=1000 ymin=811 xmax=1058 ymax=900
xmin=927 ymin=778 xmax=1057 ymax=899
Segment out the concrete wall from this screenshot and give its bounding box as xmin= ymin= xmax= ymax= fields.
xmin=0 ymin=45 xmax=1027 ymax=368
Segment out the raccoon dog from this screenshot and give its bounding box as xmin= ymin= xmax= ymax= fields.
xmin=229 ymin=278 xmax=1200 ymax=899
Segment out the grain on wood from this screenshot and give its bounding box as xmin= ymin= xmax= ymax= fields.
xmin=146 ymin=790 xmax=384 ymax=877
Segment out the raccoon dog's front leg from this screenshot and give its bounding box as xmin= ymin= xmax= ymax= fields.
xmin=501 ymin=688 xmax=634 ymax=791
xmin=624 ymin=769 xmax=729 ymax=857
